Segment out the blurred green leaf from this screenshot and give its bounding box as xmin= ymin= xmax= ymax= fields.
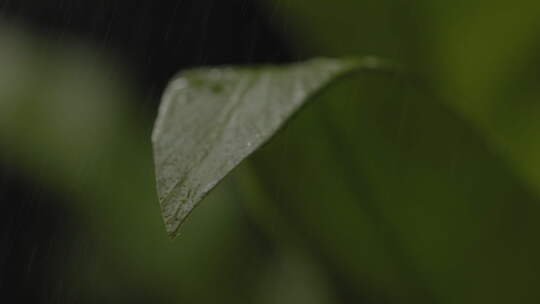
xmin=152 ymin=57 xmax=392 ymax=237
xmin=246 ymin=71 xmax=540 ymax=303
xmin=264 ymin=0 xmax=540 ymax=200
xmin=0 ymin=26 xmax=272 ymax=303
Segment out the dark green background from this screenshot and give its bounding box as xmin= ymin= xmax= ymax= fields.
xmin=1 ymin=0 xmax=539 ymax=303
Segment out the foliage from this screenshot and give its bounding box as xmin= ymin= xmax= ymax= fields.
xmin=2 ymin=0 xmax=540 ymax=303
xmin=152 ymin=57 xmax=391 ymax=236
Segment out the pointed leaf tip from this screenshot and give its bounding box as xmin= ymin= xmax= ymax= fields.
xmin=152 ymin=57 xmax=390 ymax=237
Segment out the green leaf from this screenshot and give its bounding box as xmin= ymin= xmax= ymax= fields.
xmin=152 ymin=57 xmax=392 ymax=237
xmin=243 ymin=71 xmax=540 ymax=302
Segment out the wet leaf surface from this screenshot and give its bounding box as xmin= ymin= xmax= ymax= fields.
xmin=152 ymin=57 xmax=390 ymax=237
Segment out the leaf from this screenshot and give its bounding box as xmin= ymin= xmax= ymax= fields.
xmin=242 ymin=71 xmax=540 ymax=302
xmin=152 ymin=57 xmax=392 ymax=237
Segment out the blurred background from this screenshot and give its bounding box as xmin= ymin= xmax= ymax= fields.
xmin=1 ymin=0 xmax=540 ymax=303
